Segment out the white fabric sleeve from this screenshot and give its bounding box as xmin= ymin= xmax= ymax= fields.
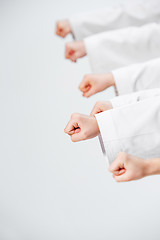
xmin=84 ymin=23 xmax=160 ymax=73
xmin=95 ymin=96 xmax=160 ymax=164
xmin=112 ymin=58 xmax=160 ymax=95
xmin=110 ymin=88 xmax=160 ymax=108
xmin=69 ymin=0 xmax=160 ymax=40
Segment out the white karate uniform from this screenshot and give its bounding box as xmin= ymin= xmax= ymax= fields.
xmin=112 ymin=58 xmax=160 ymax=95
xmin=95 ymin=88 xmax=160 ymax=164
xmin=84 ymin=23 xmax=160 ymax=73
xmin=69 ymin=1 xmax=160 ymax=163
xmin=69 ymin=1 xmax=160 ymax=41
xmin=69 ymin=1 xmax=160 ymax=73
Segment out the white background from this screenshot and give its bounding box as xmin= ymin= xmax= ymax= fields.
xmin=0 ymin=0 xmax=160 ymax=239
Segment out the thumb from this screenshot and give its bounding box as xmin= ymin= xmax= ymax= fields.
xmin=113 ymin=172 xmax=129 ymax=182
xmin=109 ymin=157 xmax=124 ymax=173
xmin=71 ymin=130 xmax=84 ymax=142
xmin=112 ymin=168 xmax=126 ymax=176
xmin=64 ymin=120 xmax=78 ymax=134
xmin=71 ymin=51 xmax=81 ymax=62
xmin=65 ymin=43 xmax=74 ymax=59
xmin=79 ymin=79 xmax=90 ymax=92
xmin=83 ymin=88 xmax=96 ymax=98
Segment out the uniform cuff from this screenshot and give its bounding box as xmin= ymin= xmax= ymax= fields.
xmin=84 ymin=36 xmax=105 ymax=73
xmin=112 ymin=67 xmax=133 ymax=95
xmin=84 ymin=37 xmax=97 ymax=73
xmin=110 ymin=96 xmax=129 ymax=109
xmin=69 ymin=17 xmax=83 ymax=41
xmin=95 ymin=110 xmax=122 ymax=164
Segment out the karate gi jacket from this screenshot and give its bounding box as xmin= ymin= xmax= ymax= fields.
xmin=95 ymin=88 xmax=160 ymax=164
xmin=69 ymin=0 xmax=160 ymax=73
xmin=69 ymin=1 xmax=160 ymax=163
xmin=69 ymin=0 xmax=160 ymax=41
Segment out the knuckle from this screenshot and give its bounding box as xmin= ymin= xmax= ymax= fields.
xmin=108 ymin=166 xmax=112 ymax=173
xmin=71 ymin=113 xmax=76 ymax=119
xmin=65 ymin=43 xmax=70 ymax=49
xmin=71 ymin=113 xmax=79 ymax=119
xmin=95 ymin=101 xmax=101 ymax=107
xmin=118 ymin=152 xmax=127 ymax=159
xmin=78 ymin=84 xmax=82 ymax=90
xmin=124 ymin=154 xmax=129 ymax=163
xmin=57 ymin=22 xmax=62 ymax=29
xmin=84 ymin=74 xmax=89 ymax=80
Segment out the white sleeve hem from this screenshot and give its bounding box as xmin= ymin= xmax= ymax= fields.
xmin=69 ymin=18 xmax=82 ymax=41
xmin=95 ymin=110 xmax=122 ymax=164
xmin=112 ymin=68 xmax=133 ymax=95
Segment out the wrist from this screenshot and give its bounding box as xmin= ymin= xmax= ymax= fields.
xmin=92 ymin=115 xmax=100 ymax=135
xmin=108 ymin=73 xmax=115 ymax=87
xmin=82 ymin=41 xmax=87 ymax=56
xmin=144 ymin=158 xmax=160 ymax=176
xmin=66 ymin=20 xmax=72 ymax=33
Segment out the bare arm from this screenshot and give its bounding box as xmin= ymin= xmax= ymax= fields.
xmin=109 ymin=153 xmax=160 ymax=182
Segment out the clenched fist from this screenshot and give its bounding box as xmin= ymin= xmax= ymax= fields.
xmin=79 ymin=73 xmax=115 ymax=97
xmin=65 ymin=41 xmax=86 ymax=62
xmin=90 ymin=101 xmax=113 ymax=116
xmin=56 ymin=20 xmax=72 ymax=38
xmin=64 ymin=113 xmax=100 ymax=142
xmin=109 ymin=152 xmax=149 ymax=182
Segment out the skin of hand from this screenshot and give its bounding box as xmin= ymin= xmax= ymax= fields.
xmin=65 ymin=41 xmax=86 ymax=62
xmin=56 ymin=20 xmax=72 ymax=38
xmin=64 ymin=113 xmax=100 ymax=142
xmin=79 ymin=73 xmax=115 ymax=98
xmin=90 ymin=101 xmax=113 ymax=116
xmin=109 ymin=152 xmax=153 ymax=182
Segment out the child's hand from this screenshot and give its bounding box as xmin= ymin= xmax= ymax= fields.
xmin=65 ymin=41 xmax=86 ymax=62
xmin=90 ymin=101 xmax=113 ymax=116
xmin=109 ymin=152 xmax=148 ymax=182
xmin=64 ymin=113 xmax=100 ymax=142
xmin=79 ymin=73 xmax=115 ymax=98
xmin=56 ymin=20 xmax=72 ymax=38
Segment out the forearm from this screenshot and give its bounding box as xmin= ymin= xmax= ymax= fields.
xmin=145 ymin=158 xmax=160 ymax=176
